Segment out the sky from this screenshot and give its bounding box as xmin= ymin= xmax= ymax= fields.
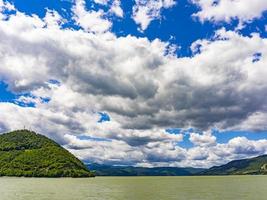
xmin=0 ymin=0 xmax=267 ymax=168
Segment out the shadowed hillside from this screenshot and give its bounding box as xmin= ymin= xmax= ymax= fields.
xmin=201 ymin=155 xmax=267 ymax=175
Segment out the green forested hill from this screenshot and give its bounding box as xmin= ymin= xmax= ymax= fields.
xmin=0 ymin=130 xmax=94 ymax=177
xmin=201 ymin=155 xmax=267 ymax=175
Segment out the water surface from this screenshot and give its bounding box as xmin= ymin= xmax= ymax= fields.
xmin=0 ymin=176 xmax=266 ymax=200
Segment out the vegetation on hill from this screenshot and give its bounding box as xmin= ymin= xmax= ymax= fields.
xmin=87 ymin=163 xmax=205 ymax=176
xmin=201 ymin=155 xmax=267 ymax=175
xmin=0 ymin=130 xmax=94 ymax=177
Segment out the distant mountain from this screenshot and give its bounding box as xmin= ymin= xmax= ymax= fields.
xmin=201 ymin=155 xmax=267 ymax=175
xmin=0 ymin=130 xmax=94 ymax=177
xmin=89 ymin=155 xmax=267 ymax=176
xmin=87 ymin=163 xmax=205 ymax=176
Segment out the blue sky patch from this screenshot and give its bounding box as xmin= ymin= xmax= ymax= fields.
xmin=252 ymin=52 xmax=262 ymax=63
xmin=0 ymin=81 xmax=16 ymax=102
xmin=98 ymin=112 xmax=111 ymax=123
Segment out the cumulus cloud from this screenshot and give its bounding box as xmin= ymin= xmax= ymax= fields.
xmin=132 ymin=0 xmax=176 ymax=31
xmin=192 ymin=0 xmax=267 ymax=24
xmin=91 ymin=0 xmax=123 ymax=18
xmin=109 ymin=0 xmax=123 ymax=17
xmin=0 ymin=1 xmax=267 ymax=167
xmin=230 ymin=112 xmax=267 ymax=132
xmin=180 ymin=137 xmax=267 ymax=168
xmin=65 ymin=129 xmax=267 ymax=168
xmin=72 ymin=0 xmax=112 ymax=33
xmin=44 ymin=9 xmax=66 ymax=29
xmin=93 ymin=0 xmax=109 ymax=5
xmin=189 ymin=131 xmax=216 ymax=147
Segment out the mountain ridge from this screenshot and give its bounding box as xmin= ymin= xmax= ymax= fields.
xmin=87 ymin=163 xmax=205 ymax=176
xmin=201 ymin=155 xmax=267 ymax=175
xmin=88 ymin=155 xmax=267 ymax=176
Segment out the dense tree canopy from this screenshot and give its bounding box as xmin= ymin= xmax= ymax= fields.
xmin=0 ymin=130 xmax=94 ymax=177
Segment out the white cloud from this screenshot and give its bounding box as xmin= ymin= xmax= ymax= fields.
xmin=187 ymin=147 xmax=209 ymax=161
xmin=93 ymin=0 xmax=109 ymax=5
xmin=72 ymin=0 xmax=112 ymax=33
xmin=230 ymin=112 xmax=267 ymax=132
xmin=64 ymin=134 xmax=145 ymax=165
xmin=189 ymin=131 xmax=216 ymax=147
xmin=91 ymin=0 xmax=124 ymax=18
xmin=182 ymin=136 xmax=267 ymax=168
xmin=110 ymin=0 xmax=123 ymax=18
xmin=192 ymin=0 xmax=267 ymax=24
xmin=0 ymin=3 xmax=267 ymax=167
xmin=132 ymin=0 xmax=176 ymax=31
xmin=44 ymin=9 xmax=65 ymax=29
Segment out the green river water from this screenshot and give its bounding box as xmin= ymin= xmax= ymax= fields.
xmin=0 ymin=176 xmax=266 ymax=200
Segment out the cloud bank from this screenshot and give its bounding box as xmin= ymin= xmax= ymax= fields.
xmin=0 ymin=0 xmax=267 ymax=167
xmin=192 ymin=0 xmax=267 ymax=24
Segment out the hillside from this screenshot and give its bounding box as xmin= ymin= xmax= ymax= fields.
xmin=0 ymin=130 xmax=94 ymax=177
xmin=88 ymin=163 xmax=205 ymax=176
xmin=201 ymin=155 xmax=267 ymax=175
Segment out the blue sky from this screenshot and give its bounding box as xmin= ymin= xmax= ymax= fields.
xmin=0 ymin=81 xmax=15 ymax=102
xmin=0 ymin=0 xmax=267 ymax=167
xmin=8 ymin=0 xmax=267 ymax=56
